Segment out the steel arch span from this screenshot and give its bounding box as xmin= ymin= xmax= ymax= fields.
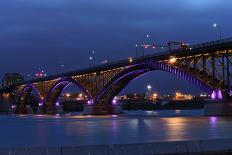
xmin=96 ymin=61 xmax=215 ymax=105
xmin=43 ymin=77 xmax=92 ymax=114
xmin=15 ymin=84 xmax=42 ymax=114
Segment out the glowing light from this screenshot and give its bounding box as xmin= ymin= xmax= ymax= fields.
xmin=128 ymin=57 xmax=133 ymax=63
xmin=151 ymin=93 xmax=158 ymax=100
xmin=211 ymin=90 xmax=223 ymax=100
xmin=79 ymin=93 xmax=83 ymax=98
xmin=87 ymin=99 xmax=93 ymax=105
xmin=56 ymin=102 xmax=59 ymax=106
xmin=169 ymin=56 xmax=177 ymax=64
xmin=213 ymin=23 xmax=217 ymax=28
xmin=66 ymin=93 xmax=71 ymax=97
xmin=101 ymin=60 xmax=108 ymax=64
xmin=211 ymin=90 xmax=216 ymax=100
xmin=147 ymin=84 xmax=152 ymax=90
xmin=11 ymin=105 xmax=16 ymax=109
xmin=112 ymin=99 xmax=117 ymax=105
xmin=39 ymin=102 xmax=43 ymax=106
xmin=200 ymin=93 xmax=208 ymax=97
xmin=146 ymin=34 xmax=149 ymax=38
xmin=218 ymin=90 xmax=222 ymax=99
xmin=175 ymin=91 xmax=193 ymax=100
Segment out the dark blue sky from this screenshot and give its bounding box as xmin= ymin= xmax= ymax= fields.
xmin=0 ymin=0 xmax=232 ymax=95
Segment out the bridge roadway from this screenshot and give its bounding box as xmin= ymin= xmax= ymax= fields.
xmin=1 ymin=37 xmax=232 ymax=92
xmin=1 ymin=37 xmax=232 ymax=115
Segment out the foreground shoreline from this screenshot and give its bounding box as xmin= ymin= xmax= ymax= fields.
xmin=1 ymin=138 xmax=232 ymax=155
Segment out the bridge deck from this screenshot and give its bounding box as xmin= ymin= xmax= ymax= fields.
xmin=1 ymin=37 xmax=232 ymax=93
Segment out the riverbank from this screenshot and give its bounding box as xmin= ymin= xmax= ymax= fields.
xmin=1 ymin=139 xmax=232 ymax=155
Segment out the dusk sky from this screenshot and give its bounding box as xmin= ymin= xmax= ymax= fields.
xmin=0 ymin=0 xmax=232 ymax=95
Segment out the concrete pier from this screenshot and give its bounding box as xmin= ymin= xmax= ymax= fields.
xmin=204 ymin=102 xmax=232 ymax=116
xmin=83 ymin=105 xmax=122 ymax=115
xmin=204 ymin=94 xmax=232 ymax=116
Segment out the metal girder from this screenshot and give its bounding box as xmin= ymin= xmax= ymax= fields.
xmin=173 ymin=50 xmax=232 ymax=91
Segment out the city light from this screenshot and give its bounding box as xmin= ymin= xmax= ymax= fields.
xmin=112 ymin=99 xmax=117 ymax=105
xmin=128 ymin=57 xmax=133 ymax=63
xmin=56 ymin=102 xmax=59 ymax=106
xmin=101 ymin=60 xmax=108 ymax=64
xmin=151 ymin=93 xmax=158 ymax=100
xmin=35 ymin=70 xmax=47 ymax=78
xmin=66 ymin=93 xmax=71 ymax=97
xmin=174 ymin=91 xmax=193 ymax=100
xmin=169 ymin=56 xmax=177 ymax=64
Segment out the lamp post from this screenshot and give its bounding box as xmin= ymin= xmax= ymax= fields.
xmin=89 ymin=50 xmax=95 ymax=67
xmin=135 ymin=44 xmax=138 ymax=57
xmin=146 ymin=84 xmax=152 ymax=99
xmin=60 ymin=62 xmax=64 ymax=73
xmin=213 ymin=23 xmax=222 ymax=40
xmin=89 ymin=56 xmax=93 ymax=67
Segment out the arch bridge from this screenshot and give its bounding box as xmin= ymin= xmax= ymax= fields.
xmin=1 ymin=38 xmax=232 ymax=115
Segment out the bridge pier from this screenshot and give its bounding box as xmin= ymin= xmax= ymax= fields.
xmin=44 ymin=105 xmax=63 ymax=115
xmin=204 ymin=90 xmax=232 ymax=116
xmin=0 ymin=93 xmax=14 ymax=114
xmin=83 ymin=104 xmax=122 ymax=115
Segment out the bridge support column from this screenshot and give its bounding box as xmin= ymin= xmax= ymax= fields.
xmin=45 ymin=105 xmax=63 ymax=115
xmin=204 ymin=90 xmax=232 ymax=116
xmin=26 ymin=105 xmax=33 ymax=114
xmin=83 ymin=103 xmax=122 ymax=115
xmin=0 ymin=93 xmax=14 ymax=114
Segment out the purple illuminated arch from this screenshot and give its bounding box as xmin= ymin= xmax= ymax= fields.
xmin=96 ymin=64 xmax=149 ymax=102
xmin=44 ymin=77 xmax=92 ymax=106
xmin=18 ymin=83 xmax=43 ymax=105
xmin=96 ymin=61 xmax=214 ymax=103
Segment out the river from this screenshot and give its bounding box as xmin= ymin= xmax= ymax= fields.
xmin=0 ymin=110 xmax=231 ymax=148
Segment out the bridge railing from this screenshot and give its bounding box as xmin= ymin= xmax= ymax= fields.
xmin=190 ymin=38 xmax=232 ymax=50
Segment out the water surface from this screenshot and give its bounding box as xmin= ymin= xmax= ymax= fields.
xmin=0 ymin=110 xmax=231 ymax=148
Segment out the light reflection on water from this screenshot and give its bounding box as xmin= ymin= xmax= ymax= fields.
xmin=1 ymin=110 xmax=232 ymax=148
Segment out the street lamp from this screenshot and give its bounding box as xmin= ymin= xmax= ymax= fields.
xmin=146 ymin=84 xmax=152 ymax=99
xmin=135 ymin=44 xmax=138 ymax=57
xmin=89 ymin=50 xmax=95 ymax=67
xmin=147 ymin=84 xmax=152 ymax=91
xmin=89 ymin=56 xmax=93 ymax=67
xmin=213 ymin=23 xmax=222 ymax=40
